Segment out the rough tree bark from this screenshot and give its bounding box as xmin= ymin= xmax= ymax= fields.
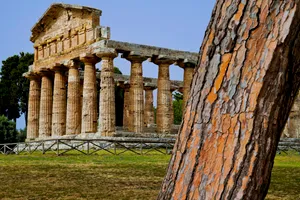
xmin=158 ymin=1 xmax=300 ymax=199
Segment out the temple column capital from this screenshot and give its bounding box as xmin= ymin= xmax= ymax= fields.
xmin=175 ymin=60 xmax=196 ymax=69
xmin=118 ymin=81 xmax=130 ymax=90
xmin=122 ymin=52 xmax=149 ymax=63
xmin=37 ymin=68 xmax=54 ymax=78
xmin=95 ymin=48 xmax=118 ymax=59
xmin=23 ymin=71 xmax=41 ymax=81
xmin=65 ymin=60 xmax=81 ymax=69
xmin=144 ymin=85 xmax=157 ymax=91
xmin=149 ymin=56 xmax=175 ymax=66
xmin=80 ymin=53 xmax=100 ymax=65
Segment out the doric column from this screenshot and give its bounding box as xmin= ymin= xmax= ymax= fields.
xmin=144 ymin=85 xmax=156 ymax=127
xmin=183 ymin=64 xmax=194 ymax=110
xmin=51 ymin=64 xmax=67 ymax=137
xmin=124 ymin=54 xmax=148 ymax=133
xmin=152 ymin=58 xmax=174 ymax=134
xmin=283 ymin=93 xmax=300 ymax=138
xmin=38 ymin=70 xmax=53 ymax=138
xmin=80 ymin=53 xmax=99 ymax=134
xmin=25 ymin=73 xmax=41 ymax=140
xmin=66 ymin=60 xmax=81 ymax=135
xmin=96 ymin=50 xmax=117 ymax=136
xmin=120 ymin=82 xmax=131 ymax=130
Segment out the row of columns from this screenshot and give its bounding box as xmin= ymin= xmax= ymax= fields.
xmin=26 ymin=51 xmax=194 ymax=140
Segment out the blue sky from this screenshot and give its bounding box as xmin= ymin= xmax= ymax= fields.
xmin=0 ymin=0 xmax=215 ymax=129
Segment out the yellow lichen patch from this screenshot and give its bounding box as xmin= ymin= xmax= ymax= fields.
xmin=207 ymin=53 xmax=232 ymax=104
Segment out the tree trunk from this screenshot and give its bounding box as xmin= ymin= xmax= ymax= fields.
xmin=158 ymin=1 xmax=300 ymax=199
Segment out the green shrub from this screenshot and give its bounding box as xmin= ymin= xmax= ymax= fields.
xmin=0 ymin=115 xmax=18 ymax=143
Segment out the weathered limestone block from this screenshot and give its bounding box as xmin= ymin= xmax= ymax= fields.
xmin=183 ymin=65 xmax=194 ymax=110
xmin=125 ymin=55 xmax=148 ymax=133
xmin=38 ymin=46 xmax=43 ymax=60
xmin=155 ymin=60 xmax=173 ymax=134
xmin=66 ymin=60 xmax=81 ymax=135
xmin=25 ymin=74 xmax=41 ymax=140
xmin=144 ymin=86 xmax=156 ymax=127
xmin=158 ymin=1 xmax=300 ymax=199
xmin=80 ymin=54 xmax=99 ymax=133
xmin=38 ymin=71 xmax=53 ymax=138
xmin=51 ymin=65 xmax=67 ymax=137
xmin=31 ymin=4 xmax=102 ymax=48
xmin=96 ymin=50 xmax=117 ymax=136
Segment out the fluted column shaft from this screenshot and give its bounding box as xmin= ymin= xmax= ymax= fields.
xmin=128 ymin=58 xmax=146 ymax=133
xmin=39 ymin=73 xmax=53 ymax=138
xmin=66 ymin=61 xmax=81 ymax=135
xmin=144 ymin=87 xmax=155 ymax=127
xmin=123 ymin=84 xmax=130 ymax=130
xmin=52 ymin=67 xmax=67 ymax=137
xmin=80 ymin=54 xmax=98 ymax=133
xmin=183 ymin=66 xmax=194 ymax=110
xmin=97 ymin=53 xmax=117 ymax=136
xmin=157 ymin=63 xmax=171 ymax=133
xmin=26 ymin=75 xmax=41 ymax=140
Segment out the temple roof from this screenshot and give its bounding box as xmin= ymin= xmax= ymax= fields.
xmin=30 ymin=3 xmax=102 ymax=42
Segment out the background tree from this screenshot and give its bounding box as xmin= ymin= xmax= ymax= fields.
xmin=158 ymin=1 xmax=300 ymax=199
xmin=0 ymin=52 xmax=33 ymax=123
xmin=173 ymin=92 xmax=183 ymax=125
xmin=0 ymin=115 xmax=18 ymax=143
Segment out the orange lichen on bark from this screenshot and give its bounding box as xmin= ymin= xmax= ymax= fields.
xmin=207 ymin=53 xmax=232 ymax=104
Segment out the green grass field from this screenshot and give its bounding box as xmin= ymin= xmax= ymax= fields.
xmin=0 ymin=151 xmax=299 ymax=200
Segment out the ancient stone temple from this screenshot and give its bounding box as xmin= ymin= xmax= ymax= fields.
xmin=23 ymin=3 xmax=197 ymax=140
xmin=283 ymin=93 xmax=300 ymax=138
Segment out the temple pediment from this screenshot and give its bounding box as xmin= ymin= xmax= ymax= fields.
xmin=31 ymin=3 xmax=107 ymax=63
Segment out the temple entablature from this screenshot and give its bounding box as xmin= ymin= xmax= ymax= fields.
xmin=29 ymin=3 xmax=197 ymax=71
